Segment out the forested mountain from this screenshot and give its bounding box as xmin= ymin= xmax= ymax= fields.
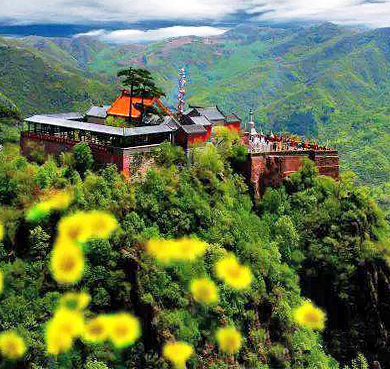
xmin=0 ymin=37 xmax=116 ymax=116
xmin=1 ymin=22 xmax=390 ymax=192
xmin=0 ymin=140 xmax=388 ymax=368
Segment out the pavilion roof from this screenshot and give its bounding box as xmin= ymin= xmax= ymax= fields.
xmin=188 ymin=116 xmax=212 ymax=127
xmin=107 ymin=91 xmax=155 ymax=119
xmin=190 ymin=106 xmax=226 ymax=121
xmin=25 ymin=115 xmax=176 ymax=137
xmin=86 ymin=105 xmax=110 ymax=118
xmin=181 ymin=124 xmax=207 ymax=134
xmin=226 ymin=113 xmax=242 ymax=123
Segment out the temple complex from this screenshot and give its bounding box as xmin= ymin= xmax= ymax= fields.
xmin=20 ymin=68 xmax=339 ymax=194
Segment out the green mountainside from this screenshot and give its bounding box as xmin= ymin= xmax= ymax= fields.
xmin=0 ymin=36 xmax=116 ymax=116
xmin=0 ymin=142 xmax=388 ymax=368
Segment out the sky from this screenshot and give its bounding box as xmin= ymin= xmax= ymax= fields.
xmin=1 ymin=0 xmax=390 ymax=43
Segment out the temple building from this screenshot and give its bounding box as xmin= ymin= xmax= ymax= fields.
xmin=20 ymin=85 xmax=243 ymax=174
xmin=19 ymin=67 xmax=338 ymax=194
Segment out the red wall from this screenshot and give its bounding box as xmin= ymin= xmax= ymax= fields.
xmin=188 ymin=132 xmax=208 ymax=144
xmin=225 ymin=122 xmax=241 ymax=132
xmin=20 ymin=132 xmax=129 ymax=176
xmin=245 ymin=150 xmax=339 ymax=198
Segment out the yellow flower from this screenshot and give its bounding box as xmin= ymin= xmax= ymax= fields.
xmin=0 ymin=223 xmax=3 ymax=241
xmin=146 ymin=238 xmax=207 ymax=264
xmin=0 ymin=270 xmax=3 ymax=294
xmin=215 ymin=255 xmax=252 ymax=290
xmin=146 ymin=239 xmax=176 ymax=263
xmin=0 ymin=331 xmax=27 ymax=359
xmin=83 ymin=315 xmax=111 ymax=343
xmin=26 ymin=192 xmax=72 ymax=222
xmin=294 ymin=301 xmax=326 ymax=330
xmin=57 ymin=212 xmax=91 ymax=243
xmin=108 ymin=313 xmax=141 ymax=348
xmin=45 ymin=320 xmax=73 ymax=355
xmin=50 ymin=243 xmax=85 ymax=285
xmin=84 ymin=211 xmax=118 ymax=240
xmin=190 ymin=278 xmax=219 ymax=305
xmin=51 ymin=308 xmax=84 ymax=338
xmin=163 ymin=341 xmax=193 ymax=369
xmin=59 ymin=292 xmax=91 ymax=311
xmin=45 ymin=308 xmax=84 ymax=355
xmin=216 ymin=326 xmax=242 ymax=354
xmin=174 ymin=239 xmax=207 ymax=262
xmin=48 ymin=191 xmax=73 ymax=210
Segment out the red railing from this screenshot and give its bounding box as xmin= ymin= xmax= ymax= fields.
xmin=21 ymin=131 xmax=113 ymax=154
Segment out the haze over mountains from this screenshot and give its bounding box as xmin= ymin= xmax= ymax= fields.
xmin=1 ymin=22 xmax=390 ymax=191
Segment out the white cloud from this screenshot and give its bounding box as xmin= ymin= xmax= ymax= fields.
xmin=2 ymin=0 xmax=390 ymax=29
xmin=251 ymin=0 xmax=390 ymax=28
xmin=0 ymin=0 xmax=250 ymax=25
xmin=75 ymin=26 xmax=228 ymax=43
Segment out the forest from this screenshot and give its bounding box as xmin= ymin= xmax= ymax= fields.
xmin=0 ymin=126 xmax=389 ymax=368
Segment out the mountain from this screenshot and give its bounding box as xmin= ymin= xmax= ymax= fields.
xmin=1 ymin=23 xmax=390 ymax=193
xmin=0 ymin=36 xmax=117 ymax=116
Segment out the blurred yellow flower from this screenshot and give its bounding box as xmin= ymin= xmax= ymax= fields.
xmin=51 ymin=308 xmax=84 ymax=338
xmin=83 ymin=315 xmax=111 ymax=343
xmin=85 ymin=211 xmax=118 ymax=239
xmin=45 ymin=320 xmax=73 ymax=355
xmin=0 ymin=270 xmax=3 ymax=294
xmin=108 ymin=313 xmax=141 ymax=348
xmin=146 ymin=238 xmax=207 ymax=264
xmin=26 ymin=191 xmax=73 ymax=222
xmin=216 ymin=326 xmax=242 ymax=354
xmin=59 ymin=292 xmax=91 ymax=311
xmin=175 ymin=239 xmax=207 ymax=261
xmin=163 ymin=341 xmax=193 ymax=369
xmin=45 ymin=307 xmax=84 ymax=355
xmin=48 ymin=191 xmax=73 ymax=210
xmin=0 ymin=223 xmax=3 ymax=241
xmin=294 ymin=301 xmax=326 ymax=330
xmin=0 ymin=331 xmax=27 ymax=359
xmin=51 ymin=243 xmax=85 ymax=285
xmin=215 ymin=255 xmax=252 ymax=290
xmin=190 ymin=278 xmax=218 ymax=305
xmin=58 ymin=212 xmax=91 ymax=243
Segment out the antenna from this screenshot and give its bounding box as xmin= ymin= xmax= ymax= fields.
xmin=177 ymin=67 xmax=187 ymax=115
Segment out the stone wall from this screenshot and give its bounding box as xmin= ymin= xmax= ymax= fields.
xmin=244 ymin=150 xmax=339 ymax=198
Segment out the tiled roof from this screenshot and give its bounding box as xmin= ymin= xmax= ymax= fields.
xmin=181 ymin=124 xmax=207 ymax=134
xmin=196 ymin=106 xmax=225 ymax=121
xmin=189 ymin=116 xmax=212 ymax=127
xmin=226 ymin=113 xmax=242 ymax=123
xmin=107 ymin=92 xmax=155 ymax=119
xmin=25 ymin=115 xmax=175 ymax=137
xmin=44 ymin=112 xmax=84 ymax=120
xmin=86 ymin=105 xmax=110 ymax=118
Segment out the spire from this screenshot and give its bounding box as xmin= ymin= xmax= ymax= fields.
xmin=248 ymin=109 xmax=257 ymax=136
xmin=177 ymin=67 xmax=187 ymax=115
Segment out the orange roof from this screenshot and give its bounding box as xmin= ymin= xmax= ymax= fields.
xmin=107 ymin=91 xmax=156 ymax=119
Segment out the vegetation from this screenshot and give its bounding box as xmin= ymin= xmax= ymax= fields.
xmin=0 ymin=140 xmax=388 ymax=368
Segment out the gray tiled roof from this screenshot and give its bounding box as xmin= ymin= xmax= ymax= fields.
xmin=181 ymin=124 xmax=207 ymax=134
xmin=86 ymin=105 xmax=110 ymax=118
xmin=25 ymin=115 xmax=175 ymax=137
xmin=44 ymin=112 xmax=84 ymax=120
xmin=226 ymin=113 xmax=242 ymax=123
xmin=189 ymin=116 xmax=212 ymax=127
xmin=196 ymin=106 xmax=225 ymax=121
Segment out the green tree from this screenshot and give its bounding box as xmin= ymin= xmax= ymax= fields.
xmin=73 ymin=142 xmax=93 ymax=176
